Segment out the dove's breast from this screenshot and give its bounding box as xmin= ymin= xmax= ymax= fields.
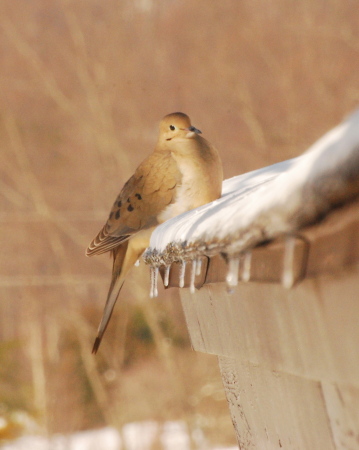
xmin=157 ymin=148 xmax=221 ymax=223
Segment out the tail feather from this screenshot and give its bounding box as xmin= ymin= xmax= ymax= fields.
xmin=92 ymin=229 xmax=152 ymax=354
xmin=92 ymin=242 xmax=129 ymax=354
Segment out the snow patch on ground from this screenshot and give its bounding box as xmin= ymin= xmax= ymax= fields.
xmin=1 ymin=421 xmax=237 ymax=450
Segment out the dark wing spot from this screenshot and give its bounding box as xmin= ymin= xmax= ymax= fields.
xmin=135 ymin=193 xmax=142 ymax=200
xmin=115 ymin=210 xmax=121 ymax=219
xmin=117 ymin=200 xmax=122 ymax=207
xmin=109 ymin=212 xmax=114 ymax=219
xmin=127 ymin=204 xmax=134 ymax=212
xmin=127 ymin=197 xmax=130 ymax=203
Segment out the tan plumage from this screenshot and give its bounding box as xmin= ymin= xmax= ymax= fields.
xmin=87 ymin=112 xmax=223 ymax=353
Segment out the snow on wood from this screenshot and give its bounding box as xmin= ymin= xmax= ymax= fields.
xmin=144 ymin=108 xmax=359 ymax=268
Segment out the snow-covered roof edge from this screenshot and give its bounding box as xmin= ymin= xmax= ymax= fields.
xmin=144 ymin=109 xmax=359 ymax=272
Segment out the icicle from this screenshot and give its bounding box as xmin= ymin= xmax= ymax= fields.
xmin=195 ymin=257 xmax=202 ymax=276
xmin=282 ymin=235 xmax=296 ymax=288
xmin=190 ymin=259 xmax=197 ymax=294
xmin=226 ymin=257 xmax=240 ymax=292
xmin=241 ymin=251 xmax=252 ymax=282
xmin=164 ymin=265 xmax=171 ymax=287
xmin=149 ymin=266 xmax=159 ymax=298
xmin=149 ymin=266 xmax=155 ymax=298
xmin=179 ymin=260 xmax=187 ymax=288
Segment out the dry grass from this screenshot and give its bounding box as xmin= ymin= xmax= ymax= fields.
xmin=0 ymin=0 xmax=358 ymax=447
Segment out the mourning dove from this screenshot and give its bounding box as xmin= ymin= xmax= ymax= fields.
xmin=86 ymin=112 xmax=223 ymax=353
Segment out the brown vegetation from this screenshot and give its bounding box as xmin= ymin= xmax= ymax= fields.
xmin=0 ymin=0 xmax=358 ymax=447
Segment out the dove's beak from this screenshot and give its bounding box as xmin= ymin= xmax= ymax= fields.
xmin=184 ymin=126 xmax=202 ymax=134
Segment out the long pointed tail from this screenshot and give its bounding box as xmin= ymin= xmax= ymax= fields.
xmin=92 ymin=230 xmax=152 ymax=354
xmin=92 ymin=242 xmax=129 ymax=354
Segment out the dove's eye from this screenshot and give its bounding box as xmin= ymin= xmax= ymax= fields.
xmin=169 ymin=125 xmax=175 ymax=131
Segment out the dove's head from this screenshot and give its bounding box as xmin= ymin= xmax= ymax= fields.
xmin=159 ymin=112 xmax=202 ymax=143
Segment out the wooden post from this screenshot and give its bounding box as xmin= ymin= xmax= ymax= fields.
xmin=171 ymin=199 xmax=359 ymax=449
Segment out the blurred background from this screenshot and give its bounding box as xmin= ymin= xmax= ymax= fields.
xmin=0 ymin=0 xmax=359 ymax=448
